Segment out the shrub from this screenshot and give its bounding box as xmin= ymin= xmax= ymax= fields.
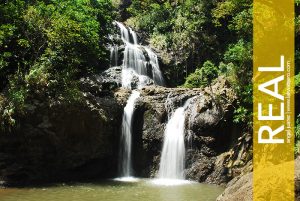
xmin=184 ymin=61 xmax=219 ymax=88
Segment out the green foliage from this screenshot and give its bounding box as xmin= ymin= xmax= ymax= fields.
xmin=0 ymin=0 xmax=26 ymax=88
xmin=183 ymin=69 xmax=202 ymax=88
xmin=0 ymin=0 xmax=114 ymax=130
xmin=223 ymin=40 xmax=252 ymax=87
xmin=296 ymin=115 xmax=300 ymax=142
xmin=224 ymin=40 xmax=252 ymax=68
xmin=0 ymin=72 xmax=28 ymax=131
xmin=228 ymin=8 xmax=252 ymax=34
xmin=233 ymin=107 xmax=249 ymax=123
xmin=232 ymin=84 xmax=252 ymax=127
xmin=212 ymin=1 xmax=253 ymax=126
xmin=296 ymin=73 xmax=300 ymax=94
xmin=184 ymin=61 xmax=219 ymax=88
xmin=127 ymin=0 xmax=217 ymax=84
xmin=1 ymin=0 xmax=113 ymax=84
xmin=295 ymin=114 xmax=300 ymax=154
xmin=222 ymin=40 xmax=253 ymax=125
xmin=296 ymin=49 xmax=300 ymax=74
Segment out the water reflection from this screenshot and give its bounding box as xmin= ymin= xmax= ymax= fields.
xmin=0 ymin=179 xmax=224 ymax=201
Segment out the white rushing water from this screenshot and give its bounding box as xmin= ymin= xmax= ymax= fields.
xmin=113 ymin=22 xmax=165 ymax=88
xmin=154 ymin=97 xmax=197 ymax=185
xmin=113 ymin=22 xmax=166 ymax=179
xmin=158 ymin=107 xmax=186 ymax=180
xmin=144 ymin=47 xmax=165 ymax=86
xmin=119 ymin=90 xmax=140 ymax=177
xmin=110 ymin=45 xmax=118 ymax=67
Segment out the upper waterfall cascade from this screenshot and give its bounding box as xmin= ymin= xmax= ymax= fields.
xmin=111 ymin=22 xmax=165 ymax=89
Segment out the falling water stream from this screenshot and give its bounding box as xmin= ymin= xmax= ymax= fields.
xmin=153 ymin=97 xmax=197 ymax=185
xmin=115 ymin=22 xmax=165 ymax=178
xmin=113 ymin=22 xmax=165 ymax=89
xmin=158 ymin=107 xmax=186 ymax=180
xmin=119 ymin=90 xmax=140 ymax=178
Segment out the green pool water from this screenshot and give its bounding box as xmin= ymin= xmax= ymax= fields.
xmin=0 ymin=179 xmax=224 ymax=201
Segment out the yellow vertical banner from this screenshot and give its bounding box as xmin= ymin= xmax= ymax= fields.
xmin=253 ymin=0 xmax=295 ymax=200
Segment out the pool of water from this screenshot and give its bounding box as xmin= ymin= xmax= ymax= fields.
xmin=0 ymin=179 xmax=224 ymax=201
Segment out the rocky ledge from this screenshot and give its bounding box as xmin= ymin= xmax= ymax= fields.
xmin=0 ymin=66 xmax=239 ymax=187
xmin=128 ymin=77 xmax=238 ymax=184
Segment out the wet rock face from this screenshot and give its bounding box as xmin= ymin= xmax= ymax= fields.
xmin=80 ymin=66 xmax=123 ymax=93
xmin=132 ymin=87 xmax=198 ymax=177
xmin=0 ymin=69 xmax=237 ymax=186
xmin=0 ymin=74 xmax=130 ymax=186
xmin=131 ymin=78 xmax=237 ymax=182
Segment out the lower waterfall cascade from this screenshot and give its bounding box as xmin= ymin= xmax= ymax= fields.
xmin=158 ymin=107 xmax=186 ymax=180
xmin=118 ymin=90 xmax=140 ymax=178
xmin=152 ymin=97 xmax=196 ymax=185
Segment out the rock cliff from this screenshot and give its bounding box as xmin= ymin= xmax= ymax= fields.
xmin=0 ymin=66 xmax=238 ymax=186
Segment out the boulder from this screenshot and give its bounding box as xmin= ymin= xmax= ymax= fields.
xmin=217 ymin=157 xmax=300 ymax=201
xmin=216 ymin=173 xmax=252 ymax=201
xmin=0 ymin=73 xmax=130 ymax=186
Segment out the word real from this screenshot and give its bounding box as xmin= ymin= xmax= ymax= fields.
xmin=257 ymin=55 xmax=286 ymax=144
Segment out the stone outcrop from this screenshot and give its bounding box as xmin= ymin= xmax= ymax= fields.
xmin=0 ymin=68 xmax=130 ymax=186
xmin=0 ymin=66 xmax=238 ymax=186
xmin=130 ymin=77 xmax=237 ymax=182
xmin=217 ymin=157 xmax=300 ymax=201
xmin=216 ymin=172 xmax=252 ymax=201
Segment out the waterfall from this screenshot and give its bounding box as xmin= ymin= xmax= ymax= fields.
xmin=158 ymin=107 xmax=186 ymax=180
xmin=119 ymin=90 xmax=140 ymax=178
xmin=144 ymin=47 xmax=165 ymax=86
xmin=114 ymin=22 xmax=165 ymax=88
xmin=153 ymin=97 xmax=197 ymax=185
xmin=113 ymin=22 xmax=165 ymax=180
xmin=110 ymin=45 xmax=118 ymax=67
